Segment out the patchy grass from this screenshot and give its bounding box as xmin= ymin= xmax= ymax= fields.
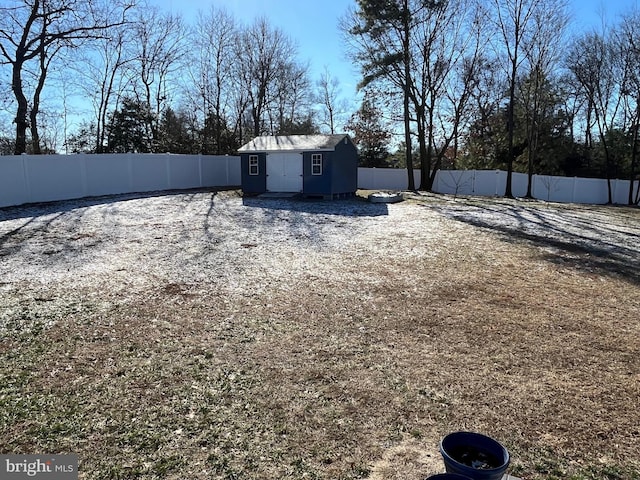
xmin=1 ymin=190 xmax=639 ymax=479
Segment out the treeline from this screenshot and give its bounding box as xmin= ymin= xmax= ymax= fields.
xmin=1 ymin=0 xmax=639 ymax=203
xmin=344 ymin=0 xmax=640 ymax=203
xmin=0 ymin=0 xmax=343 ymax=157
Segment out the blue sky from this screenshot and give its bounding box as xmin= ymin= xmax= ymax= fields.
xmin=156 ymin=0 xmax=639 ymax=102
xmin=160 ymin=0 xmax=358 ymax=94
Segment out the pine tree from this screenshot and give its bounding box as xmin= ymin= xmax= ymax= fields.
xmin=345 ymin=90 xmax=393 ymax=167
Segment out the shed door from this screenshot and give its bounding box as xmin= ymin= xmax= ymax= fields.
xmin=266 ymin=152 xmax=303 ymax=192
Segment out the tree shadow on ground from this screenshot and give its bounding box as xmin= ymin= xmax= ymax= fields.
xmin=430 ymin=199 xmax=640 ymax=285
xmin=241 ymin=195 xmax=389 ymax=217
xmin=0 ymin=188 xmax=228 ymax=258
xmin=0 ymin=187 xmax=231 ymax=223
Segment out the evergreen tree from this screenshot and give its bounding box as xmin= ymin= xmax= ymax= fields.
xmin=345 ymin=90 xmax=392 ymax=167
xmin=65 ymin=122 xmax=98 ymax=154
xmin=157 ymin=108 xmax=197 ymax=154
xmin=106 ymin=98 xmax=154 ymax=153
xmin=201 ymin=112 xmax=239 ymax=155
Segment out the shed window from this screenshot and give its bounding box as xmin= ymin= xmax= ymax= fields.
xmin=311 ymin=154 xmax=323 ymax=175
xmin=249 ymin=155 xmax=259 ymax=175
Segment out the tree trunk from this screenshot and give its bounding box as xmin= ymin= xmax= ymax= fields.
xmin=29 ymin=48 xmax=49 ymax=155
xmin=417 ymin=106 xmax=429 ymax=191
xmin=629 ymin=109 xmax=639 ymax=205
xmin=600 ymin=136 xmax=613 ymax=204
xmin=402 ymin=1 xmax=415 ymax=191
xmin=12 ymin=60 xmax=29 ymax=155
xmin=29 ymin=109 xmax=41 ymax=154
xmin=505 ymin=57 xmax=517 ymax=198
xmin=525 ymin=119 xmax=536 ymax=198
xmin=403 ymin=88 xmax=415 ymax=191
xmin=425 ymin=101 xmax=437 ymax=191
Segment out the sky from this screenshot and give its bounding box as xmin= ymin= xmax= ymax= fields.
xmin=156 ymin=0 xmax=639 ymax=103
xmin=161 ymin=0 xmax=359 ymax=95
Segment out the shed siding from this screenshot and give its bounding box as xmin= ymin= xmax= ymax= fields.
xmin=302 ymin=151 xmax=333 ymax=195
xmin=240 ymin=153 xmax=267 ymax=194
xmin=331 ymin=139 xmax=358 ymax=194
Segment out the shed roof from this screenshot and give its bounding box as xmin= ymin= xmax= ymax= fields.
xmin=238 ymin=134 xmax=351 ymax=152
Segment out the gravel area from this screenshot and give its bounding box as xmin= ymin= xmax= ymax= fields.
xmin=1 ymin=188 xmax=638 ymax=351
xmin=2 ymin=191 xmax=637 ymax=289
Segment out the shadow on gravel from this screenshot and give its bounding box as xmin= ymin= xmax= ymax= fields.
xmin=0 ymin=187 xmax=231 ymax=222
xmin=431 ymin=200 xmax=640 ymax=285
xmin=241 ymin=195 xmax=389 ymax=217
xmin=0 ymin=188 xmax=229 ymax=258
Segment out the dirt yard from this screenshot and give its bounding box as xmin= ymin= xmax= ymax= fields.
xmin=1 ymin=189 xmax=639 ymax=480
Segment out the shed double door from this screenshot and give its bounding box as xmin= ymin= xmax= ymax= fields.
xmin=266 ymin=152 xmax=303 ymax=192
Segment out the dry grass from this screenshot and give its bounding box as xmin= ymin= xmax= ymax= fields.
xmin=1 ymin=190 xmax=639 ymax=480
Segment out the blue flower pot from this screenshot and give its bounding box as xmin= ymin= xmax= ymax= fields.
xmin=426 ymin=474 xmax=473 ymax=480
xmin=439 ymin=431 xmax=510 ymax=480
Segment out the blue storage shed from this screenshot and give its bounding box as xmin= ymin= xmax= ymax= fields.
xmin=238 ymin=134 xmax=358 ymax=198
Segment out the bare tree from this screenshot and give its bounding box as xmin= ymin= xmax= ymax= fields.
xmin=0 ymin=0 xmax=134 ymax=154
xmin=236 ymin=17 xmax=301 ymax=139
xmin=410 ymin=0 xmax=486 ymax=191
xmin=70 ymin=20 xmax=134 ymax=152
xmin=269 ymin=59 xmax=312 ymax=134
xmin=342 ymin=0 xmax=417 ymax=190
xmin=187 ymin=6 xmax=237 ymax=154
xmin=617 ymin=10 xmax=640 ymax=205
xmin=567 ymin=31 xmax=622 ymax=204
xmin=489 ymin=0 xmax=545 ymax=197
xmin=127 ymin=4 xmax=187 ymax=151
xmin=518 ymin=0 xmax=569 ymax=197
xmin=315 ymin=66 xmax=344 ymax=134
xmin=343 ymin=0 xmax=485 ymax=191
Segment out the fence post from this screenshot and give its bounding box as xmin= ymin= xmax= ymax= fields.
xmin=165 ymin=154 xmax=171 ymax=189
xmin=127 ymin=152 xmax=134 ymax=191
xmin=22 ymin=154 xmax=32 ymax=204
xmin=531 ymin=174 xmax=536 ymax=199
xmin=80 ymin=154 xmax=88 ymax=197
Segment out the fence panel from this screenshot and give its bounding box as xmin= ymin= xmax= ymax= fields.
xmin=359 ymin=168 xmax=637 ymax=205
xmin=202 ymin=155 xmax=239 ymax=187
xmin=357 ymin=167 xmax=420 ymax=190
xmin=25 ymin=155 xmax=86 ymax=203
xmin=0 ymin=154 xmax=241 ymax=208
xmin=611 ymin=179 xmax=631 ymax=205
xmin=85 ymin=154 xmax=131 ymax=197
xmin=435 ymin=170 xmax=475 ymax=195
xmin=130 ymin=155 xmax=169 ymax=193
xmin=467 ymin=170 xmax=503 ymax=196
xmin=533 ymin=175 xmax=571 ymax=202
xmin=168 ymin=154 xmax=201 ymax=190
xmin=0 ymin=156 xmax=29 ymax=207
xmin=571 ymin=177 xmax=608 ymax=204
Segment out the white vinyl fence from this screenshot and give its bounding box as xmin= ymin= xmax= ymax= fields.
xmin=1 ymin=155 xmax=638 ymax=208
xmin=0 ymin=153 xmax=240 ymax=208
xmin=358 ymin=168 xmax=640 ymax=205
